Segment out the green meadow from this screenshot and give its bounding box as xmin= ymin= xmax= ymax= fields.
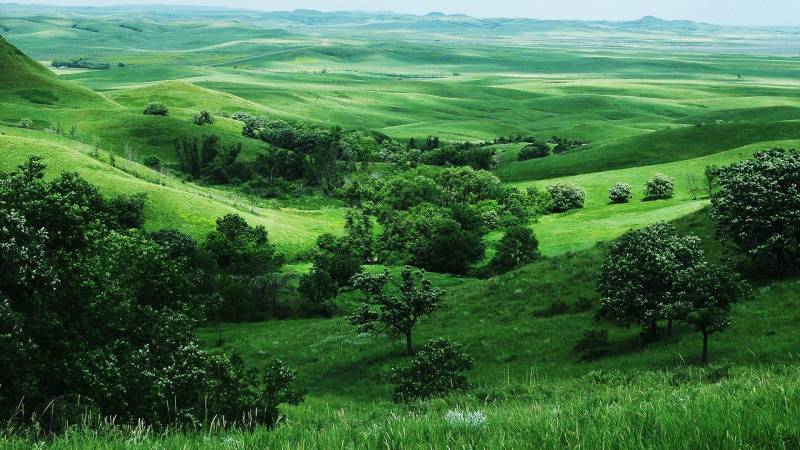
xmin=2 ymin=6 xmax=800 ymax=448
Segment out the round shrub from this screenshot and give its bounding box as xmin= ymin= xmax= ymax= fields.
xmin=518 ymin=142 xmax=550 ymax=161
xmin=16 ymin=118 xmax=33 ymax=129
xmin=390 ymin=338 xmax=473 ymax=402
xmin=608 ymin=182 xmax=632 ymax=204
xmin=644 ymin=173 xmax=675 ymax=200
xmin=546 ymin=183 xmax=585 ymax=213
xmin=192 ymin=109 xmax=214 ymax=125
xmin=142 ymin=155 xmax=161 ymax=170
xmin=143 ymin=102 xmax=168 ymax=116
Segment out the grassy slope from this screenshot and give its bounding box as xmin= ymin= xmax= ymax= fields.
xmin=0 ymin=127 xmax=343 ymax=256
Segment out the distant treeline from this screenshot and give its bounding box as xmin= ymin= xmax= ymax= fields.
xmin=52 ymin=58 xmax=110 ymax=70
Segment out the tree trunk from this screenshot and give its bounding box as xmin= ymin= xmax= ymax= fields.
xmin=649 ymin=320 xmax=658 ymax=340
xmin=702 ymin=329 xmax=709 ymax=366
xmin=667 ymin=318 xmax=673 ymax=333
xmin=405 ymin=330 xmax=415 ymax=355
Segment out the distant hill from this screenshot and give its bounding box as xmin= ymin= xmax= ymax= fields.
xmin=0 ymin=34 xmax=113 ymax=107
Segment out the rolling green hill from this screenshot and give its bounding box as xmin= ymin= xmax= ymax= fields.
xmin=2 ymin=8 xmax=800 ymax=448
xmin=0 ymin=34 xmax=115 ymax=108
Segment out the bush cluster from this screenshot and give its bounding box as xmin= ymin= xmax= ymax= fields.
xmin=143 ymin=102 xmax=169 ymax=116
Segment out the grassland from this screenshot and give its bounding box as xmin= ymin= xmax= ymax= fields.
xmin=2 ymin=7 xmax=800 ymax=449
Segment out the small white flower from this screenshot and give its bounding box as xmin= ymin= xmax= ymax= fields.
xmin=444 ymin=409 xmax=486 ymax=428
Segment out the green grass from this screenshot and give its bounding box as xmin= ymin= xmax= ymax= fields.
xmin=5 ymin=366 xmax=800 ymax=449
xmin=4 ymin=9 xmax=800 ymax=448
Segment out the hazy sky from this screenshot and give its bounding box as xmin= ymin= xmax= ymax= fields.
xmin=2 ymin=0 xmax=799 ymax=26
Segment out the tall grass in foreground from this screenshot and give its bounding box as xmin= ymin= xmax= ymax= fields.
xmin=4 ymin=366 xmax=799 ymax=449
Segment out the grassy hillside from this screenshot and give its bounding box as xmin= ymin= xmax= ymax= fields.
xmin=0 ymin=126 xmax=343 ymax=256
xmin=3 ymin=9 xmax=800 ymax=449
xmin=0 ymin=34 xmax=114 ymax=108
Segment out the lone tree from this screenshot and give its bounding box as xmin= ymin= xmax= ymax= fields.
xmin=349 ymin=266 xmax=444 ymax=355
xmin=711 ymin=149 xmax=800 ymax=270
xmin=598 ymin=222 xmax=704 ymax=341
xmin=669 ymin=263 xmax=749 ymax=365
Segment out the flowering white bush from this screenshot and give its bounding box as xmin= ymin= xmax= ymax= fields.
xmin=608 ymin=182 xmax=632 ymax=204
xmin=546 ymin=183 xmax=585 ymax=212
xmin=644 ymin=173 xmax=675 ymax=200
xmin=444 ymin=409 xmax=487 ymax=428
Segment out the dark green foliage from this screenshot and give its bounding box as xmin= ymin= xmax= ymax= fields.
xmin=203 ymin=213 xmax=283 ymax=278
xmin=142 ymin=154 xmax=161 ymax=171
xmin=342 ymin=208 xmax=375 ymax=263
xmin=668 ymin=263 xmax=750 ymax=364
xmin=349 ymin=267 xmax=444 ymax=355
xmin=550 ymin=136 xmax=586 ymax=153
xmin=298 ymin=233 xmax=362 ymax=314
xmin=51 ymin=58 xmax=110 ymax=70
xmin=644 ymin=173 xmax=675 ymax=200
xmin=108 ymin=192 xmax=147 ymax=229
xmin=143 ymin=102 xmax=168 ymax=116
xmin=574 ymin=329 xmax=610 ymax=360
xmin=192 ymin=109 xmax=214 ymax=126
xmin=491 ymin=225 xmax=540 ymax=273
xmin=711 ymin=149 xmax=800 ymax=269
xmin=518 ymin=142 xmax=550 ymax=160
xmin=381 ymin=203 xmax=484 ymax=274
xmin=174 ymin=134 xmax=245 ymax=183
xmin=390 ymin=338 xmax=473 ymax=402
xmin=0 ymin=157 xmax=300 ymax=428
xmin=598 ymin=222 xmax=704 ymax=340
xmin=423 ymin=143 xmax=496 ymax=170
xmin=546 ymin=183 xmax=585 ymax=213
xmin=202 ymin=214 xmax=284 ymax=322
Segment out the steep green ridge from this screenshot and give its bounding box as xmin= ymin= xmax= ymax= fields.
xmin=0 ymin=34 xmax=115 ymax=108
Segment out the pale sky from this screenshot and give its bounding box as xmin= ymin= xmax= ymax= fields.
xmin=2 ymin=0 xmax=799 ymax=26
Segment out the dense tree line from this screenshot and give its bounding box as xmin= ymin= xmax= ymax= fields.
xmin=0 ymin=157 xmax=301 ymax=430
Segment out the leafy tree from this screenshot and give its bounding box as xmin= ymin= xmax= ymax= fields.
xmin=108 ymin=192 xmax=147 ymax=228
xmin=203 ymin=213 xmax=283 ymax=278
xmin=143 ymin=102 xmax=168 ymax=116
xmin=669 ymin=263 xmax=750 ymax=365
xmin=644 ymin=173 xmax=675 ymax=200
xmin=380 ymin=203 xmax=484 ymax=274
xmin=142 ymin=155 xmax=161 ymax=171
xmin=390 ymin=338 xmax=473 ymax=402
xmin=518 ymin=142 xmax=550 ymax=160
xmin=491 ymin=225 xmax=540 ymax=273
xmin=598 ymin=222 xmax=704 ymax=340
xmin=546 ymin=183 xmax=585 ymax=213
xmin=608 ymin=182 xmax=632 ymax=204
xmin=297 ymin=267 xmax=338 ymax=314
xmin=342 ymin=208 xmax=375 ymax=262
xmin=349 ymin=266 xmax=444 ymax=355
xmin=710 ymin=149 xmax=800 ymax=269
xmin=298 ymin=232 xmax=362 ymax=314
